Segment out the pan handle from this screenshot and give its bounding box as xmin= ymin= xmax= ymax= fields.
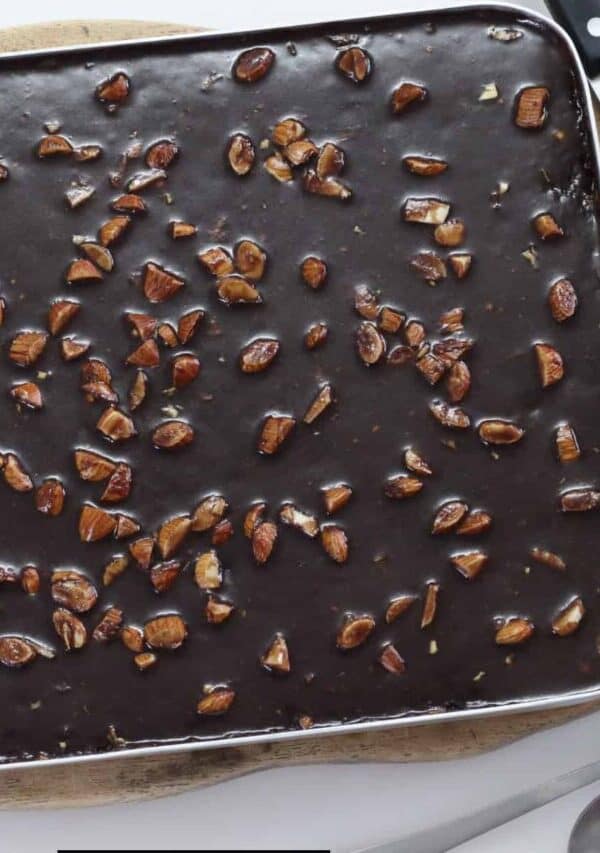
xmin=546 ymin=0 xmax=600 ymax=77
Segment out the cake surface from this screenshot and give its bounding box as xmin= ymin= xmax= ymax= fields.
xmin=0 ymin=8 xmax=599 ymax=763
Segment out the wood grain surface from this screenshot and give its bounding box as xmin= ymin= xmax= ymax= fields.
xmin=0 ymin=18 xmax=598 ymax=809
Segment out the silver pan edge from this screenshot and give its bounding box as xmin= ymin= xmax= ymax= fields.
xmin=1 ymin=1 xmax=599 ymax=772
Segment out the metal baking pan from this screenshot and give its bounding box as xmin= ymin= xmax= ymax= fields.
xmin=1 ymin=2 xmax=600 ymax=771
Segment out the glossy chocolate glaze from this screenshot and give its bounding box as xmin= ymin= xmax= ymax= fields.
xmin=0 ymin=8 xmax=599 ymax=763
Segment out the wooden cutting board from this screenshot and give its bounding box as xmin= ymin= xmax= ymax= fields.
xmin=0 ymin=18 xmax=599 ymax=809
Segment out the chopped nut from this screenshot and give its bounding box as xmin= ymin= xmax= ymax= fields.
xmin=60 ymin=338 xmax=89 ymax=361
xmin=145 ymin=139 xmax=179 ymax=170
xmin=488 ymin=25 xmax=523 ymax=41
xmin=404 ymin=449 xmax=432 ymax=476
xmin=548 ymin=278 xmax=577 ymax=322
xmin=172 ymin=354 xmax=201 ymax=389
xmin=235 ymin=240 xmax=266 ymax=281
xmin=169 ymin=221 xmax=197 ymax=240
xmin=126 ymin=312 xmax=157 ymax=341
xmin=449 ymin=254 xmax=472 ymax=279
xmin=0 ymin=637 xmax=40 ymax=668
xmin=206 ymin=596 xmax=235 ymax=624
xmin=150 ymin=560 xmax=181 ymax=593
xmin=415 ymin=353 xmax=446 ymax=385
xmin=412 ymin=251 xmax=449 ymax=284
xmin=126 ymin=338 xmax=160 ymax=369
xmin=378 ymin=306 xmax=404 ymax=334
xmin=96 ymin=72 xmax=130 ymax=104
xmin=303 ymin=169 xmax=352 ymax=199
xmin=37 ymin=134 xmax=73 ymax=157
xmin=434 ymin=219 xmax=465 ymax=247
xmin=233 ymin=47 xmax=275 ymax=83
xmin=478 ymin=419 xmax=523 ymax=445
xmin=354 ymin=284 xmax=379 ymax=319
xmin=79 ymin=504 xmax=116 ymax=542
xmin=35 ymin=478 xmax=65 ymax=515
xmin=316 ymin=143 xmax=345 ymax=179
xmin=384 ymin=474 xmax=423 ymax=500
xmin=264 ymin=152 xmax=294 ymax=182
xmin=261 ymin=634 xmax=290 ymax=673
xmin=144 ymin=614 xmax=187 ymax=650
xmin=284 ymin=138 xmax=318 ymax=165
xmin=66 ymin=259 xmax=103 ymax=284
xmin=217 ymin=274 xmax=262 ymax=304
xmin=280 ymin=504 xmax=319 ymax=537
xmin=432 ymin=338 xmax=473 ymax=366
xmin=560 ymin=487 xmax=600 ymax=512
xmin=212 ymin=517 xmax=233 ymax=546
xmin=64 ymin=181 xmax=94 ymax=209
xmin=121 ymin=625 xmax=144 ymax=653
xmin=194 ymin=550 xmax=223 ymax=589
xmin=53 ymin=608 xmax=87 ymax=650
xmin=178 ymin=309 xmax=204 ymax=344
xmin=102 ymin=554 xmax=129 ymax=585
xmin=134 ymin=652 xmax=157 ymax=671
xmin=450 ymin=551 xmax=488 ymax=579
xmin=80 ymin=242 xmax=114 ymax=273
xmin=320 ymin=525 xmax=349 ymax=563
xmin=128 ymin=369 xmax=148 ymax=410
xmin=81 ymin=380 xmax=118 ymax=404
xmin=97 ymin=406 xmax=136 ymax=442
xmin=337 ymin=614 xmax=375 ymax=649
xmin=421 ymin=582 xmax=439 ymax=628
xmin=191 ymin=495 xmax=228 ymax=533
xmin=439 ymin=308 xmax=464 ymax=335
xmin=429 ymin=400 xmax=470 ymax=429
xmin=3 ymin=454 xmax=33 ymax=492
xmin=11 ymin=382 xmax=43 ymax=410
xmin=143 ymin=262 xmax=184 ymax=303
xmin=197 ymin=686 xmax=236 ymax=714
xmin=432 ymin=501 xmax=468 ymax=534
xmin=157 ymin=514 xmax=191 ymax=559
xmin=239 ymin=338 xmax=280 ymax=374
xmin=21 ymin=566 xmax=40 ymax=594
xmin=152 ymin=420 xmax=194 ymax=449
xmin=252 ymin=521 xmax=278 ymax=564
xmin=552 ymin=598 xmax=585 ymax=637
xmin=9 ymin=331 xmax=48 ymax=367
xmin=391 ymin=82 xmax=427 ymax=114
xmin=126 ymin=169 xmax=167 ymax=193
xmin=273 ymin=118 xmax=306 ymax=147
xmin=403 ymin=155 xmax=447 ymax=176
xmin=98 ymin=215 xmax=130 ymax=248
xmin=378 ymin=644 xmax=405 ymax=674
xmin=515 ymin=86 xmax=549 ymax=129
xmin=530 ymin=547 xmax=566 ymax=571
xmin=74 ymin=449 xmax=116 ymax=482
xmin=198 ymin=247 xmax=235 ymax=277
xmin=322 ymin=484 xmax=353 ymax=514
xmin=258 ymin=415 xmax=295 ymax=454
xmin=98 ymin=463 xmax=131 ymax=504
xmin=555 ymin=424 xmax=580 ymax=464
xmin=112 ymin=193 xmax=146 ymax=214
xmin=446 ymin=360 xmax=471 ymax=402
xmin=51 ymin=570 xmax=97 ymax=613
xmin=336 ymin=46 xmax=371 ymax=83
xmin=534 ymin=343 xmax=564 ymax=388
xmin=244 ymin=502 xmax=266 ymax=538
xmin=495 ymin=617 xmax=534 ymax=645
xmin=456 ymin=510 xmax=492 ymax=536
xmin=356 ymin=321 xmax=386 ymax=365
xmin=479 ymin=82 xmax=499 ymax=101
xmin=303 ymin=383 xmax=333 ymax=424
xmin=305 ymin=322 xmax=329 ymax=350
xmin=301 ymin=256 xmax=328 ymax=289
xmin=385 ymin=595 xmax=417 ymax=623
xmin=533 ymin=212 xmax=563 ymax=240
xmin=127 ymin=538 xmax=154 ymax=571
xmin=404 ymin=198 xmax=450 ymax=225
xmin=387 ymin=345 xmax=414 ymax=366
xmin=158 ymin=323 xmax=178 ymax=348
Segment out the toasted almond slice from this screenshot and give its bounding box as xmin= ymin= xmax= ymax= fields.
xmin=134 ymin=652 xmax=157 ymax=671
xmin=235 ymin=240 xmax=267 ymax=281
xmin=121 ymin=626 xmax=144 ymax=653
xmin=178 ymin=309 xmax=204 ymax=344
xmin=378 ymin=306 xmax=405 ymax=334
xmin=48 ymin=300 xmax=80 ymax=336
xmin=157 ymin=515 xmax=191 ymax=559
xmin=35 ymin=478 xmax=65 ymax=514
xmin=303 ymin=384 xmax=333 ymax=424
xmin=128 ymin=369 xmax=148 ymax=410
xmin=478 ymin=419 xmax=523 ymax=445
xmin=322 ymin=484 xmax=352 ymax=515
xmin=495 ymin=617 xmax=534 ymax=645
xmin=126 ymin=169 xmax=167 ymax=193
xmin=239 ymin=338 xmax=280 ymax=373
xmin=337 ymin=614 xmax=375 ymax=649
xmin=0 ymin=636 xmax=41 ymax=667
xmin=198 ymin=247 xmax=235 ymax=277
xmin=421 ymin=582 xmax=439 ymax=628
xmin=197 ymin=686 xmax=236 ymax=714
xmin=354 ymin=284 xmax=379 ymax=319
xmin=321 ymin=525 xmax=349 ymax=563
xmin=80 ymin=242 xmax=114 ymax=273
xmin=552 ymin=598 xmax=585 ymax=637
xmin=336 ymin=46 xmax=371 ymax=82
xmin=432 ymin=501 xmax=468 ymax=534
xmin=404 ymin=198 xmax=450 ymax=225
xmin=252 ymin=521 xmax=278 ymax=564
xmin=530 ymin=547 xmax=566 ymax=571
xmin=385 ymin=595 xmax=417 ymax=623
xmin=51 ymin=569 xmax=97 ymax=613
xmin=243 ymin=502 xmax=266 ymax=538
xmin=404 ymin=449 xmax=432 ymax=476
xmin=403 ymin=155 xmax=447 ymax=176
xmin=280 ymin=504 xmax=319 ymax=537
xmin=415 ymin=353 xmax=446 ymax=385
xmin=456 ymin=510 xmax=492 ymax=536
xmin=284 ymin=138 xmax=318 ymax=166
xmin=434 ymin=219 xmax=465 ymax=247
xmin=112 ymin=193 xmax=146 ymax=214
xmin=150 ymin=560 xmax=181 ymax=593
xmin=384 ymin=474 xmax=423 ymax=500
xmin=61 ymin=338 xmax=89 ymax=361
xmin=233 ymin=47 xmax=275 ymax=83
xmin=261 ymin=633 xmax=290 ymax=673
xmin=450 ymin=551 xmax=488 ymax=579
xmin=378 ymin=644 xmax=405 ymax=674
xmin=194 ymin=550 xmax=222 ymax=589
xmin=446 ymin=360 xmax=471 ymax=403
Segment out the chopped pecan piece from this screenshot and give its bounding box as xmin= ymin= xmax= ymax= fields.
xmin=449 ymin=253 xmax=472 ymax=279
xmin=97 ymin=406 xmax=136 ymax=442
xmin=432 ymin=501 xmax=468 ymax=534
xmin=128 ymin=369 xmax=148 ymax=411
xmin=243 ymin=502 xmax=266 ymax=538
xmin=336 ymin=46 xmax=371 ymax=82
xmin=316 ymin=143 xmax=345 ymax=179
xmin=233 ymin=47 xmax=275 ymax=83
xmin=434 ymin=219 xmax=465 ymax=247
xmin=93 ymin=608 xmax=123 ymax=642
xmin=3 ymin=454 xmax=33 ymax=492
xmin=11 ymin=382 xmax=43 ymax=409
xmin=100 ymin=463 xmax=132 ymax=503
xmin=206 ymin=596 xmax=235 ymax=624
xmin=66 ymin=259 xmax=103 ymax=284
xmin=303 ymin=384 xmax=333 ymax=424
xmin=252 ymin=521 xmax=278 ymax=564
xmin=21 ymin=566 xmax=40 ymax=594
xmin=272 ymin=118 xmax=306 ymax=146
xmin=515 ymin=86 xmax=549 ymax=129
xmin=320 ymin=525 xmax=349 ymax=563
xmin=530 ymin=547 xmax=566 ymax=571
xmin=144 ymin=614 xmax=187 ymax=650
xmin=152 ymin=420 xmax=194 ymax=450
xmin=548 ymin=278 xmax=577 ymax=322
xmin=217 ymin=275 xmax=262 ymax=304
xmin=258 ymin=414 xmax=295 ymax=454
xmin=48 ymin=300 xmax=79 ymax=336
xmin=391 ymin=82 xmax=427 ymax=114
xmin=9 ymin=331 xmax=48 ymax=367
xmin=194 ymin=550 xmax=223 ymax=589
xmin=429 ymin=400 xmax=470 ymax=429
xmin=446 ymin=360 xmax=471 ymax=402
xmin=112 ymin=193 xmax=146 ymax=214
xmin=35 ymin=478 xmax=65 ymax=515
xmin=533 ymin=212 xmax=563 ymax=240
xmin=410 ymin=252 xmax=447 ymax=283
xmin=478 ymin=419 xmax=523 ymax=445
xmin=534 ymin=343 xmax=564 ymax=388
xmin=560 ymin=487 xmax=600 ymax=512
xmin=303 ymin=170 xmax=351 ymax=200
xmin=451 ymin=551 xmax=488 ymax=580
xmin=552 ymin=598 xmax=585 ymax=637
xmin=305 ymin=322 xmax=329 ymax=350
xmin=385 ymin=595 xmax=417 ymax=623
xmin=172 ymin=354 xmax=201 ymax=389
xmin=150 ymin=560 xmax=181 ymax=593
xmin=421 ymin=582 xmax=439 ymax=628
xmin=128 ymin=537 xmax=154 ymax=570
xmin=191 ymin=495 xmax=228 ymax=533
xmin=280 ymin=504 xmax=319 ymax=537
xmin=555 ymin=424 xmax=580 ymax=463
xmin=143 ymin=262 xmax=184 ymax=303
xmin=322 ymin=484 xmax=353 ymax=514
xmin=178 ymin=309 xmax=204 ymax=344
xmin=404 ymin=198 xmax=450 ymax=225
xmin=197 ymin=686 xmax=236 ymax=714
xmin=99 ymin=215 xmax=130 ymax=247
xmin=264 ymin=152 xmax=294 ymax=182
xmin=157 ymin=515 xmax=191 ymax=559
xmin=378 ymin=306 xmax=404 ymax=334
xmin=239 ymin=338 xmax=280 ymax=373
xmin=74 ymin=449 xmax=116 ymax=482
xmin=495 ymin=617 xmax=534 ymax=645
xmin=53 ymin=608 xmax=87 ymax=650
xmin=301 ymin=256 xmax=328 ymax=289
xmin=37 ymin=134 xmax=73 ymax=157
xmin=0 ymin=637 xmax=51 ymax=668
xmin=384 ymin=474 xmax=423 ymax=500
xmin=337 ymin=614 xmax=375 ymax=649
xmin=403 ymin=155 xmax=447 ymax=176
xmin=379 ymin=644 xmax=405 ymax=674
xmin=235 ymin=240 xmax=266 ymax=281
xmin=51 ymin=569 xmax=98 ymax=613
xmin=456 ymin=510 xmax=492 ymax=536
xmin=261 ymin=633 xmax=291 ymax=673
xmin=96 ymin=72 xmax=130 ymax=104
xmin=356 ymin=321 xmax=386 ymax=365
xmin=102 ymin=554 xmax=129 ymax=585
xmin=79 ymin=504 xmax=116 ymax=542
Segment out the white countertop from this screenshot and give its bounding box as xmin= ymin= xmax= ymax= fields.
xmin=5 ymin=0 xmax=600 ymax=850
